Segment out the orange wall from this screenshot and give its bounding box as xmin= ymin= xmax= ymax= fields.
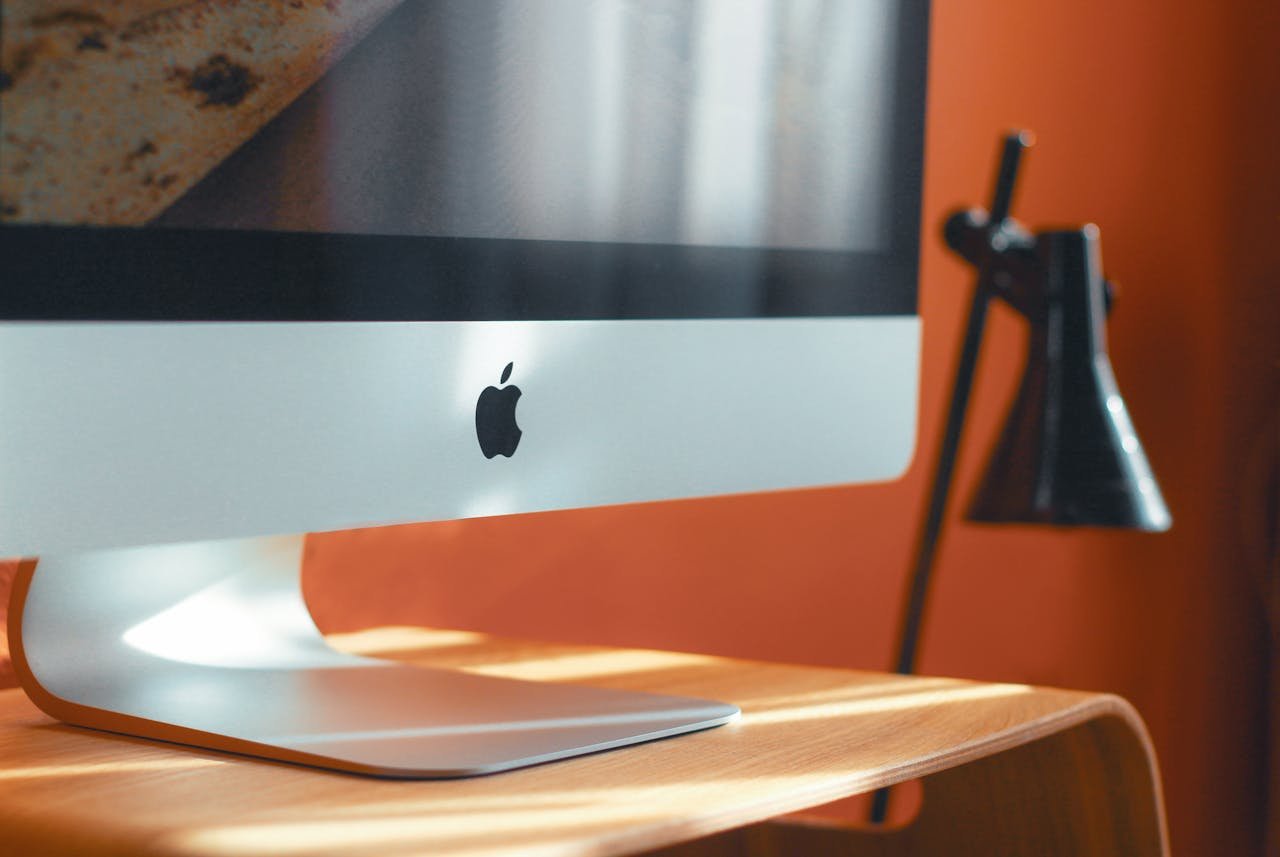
xmin=2 ymin=2 xmax=1276 ymax=856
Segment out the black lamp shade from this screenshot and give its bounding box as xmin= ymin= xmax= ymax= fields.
xmin=968 ymin=228 xmax=1171 ymax=530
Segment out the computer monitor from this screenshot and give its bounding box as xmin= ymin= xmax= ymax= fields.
xmin=0 ymin=0 xmax=929 ymax=776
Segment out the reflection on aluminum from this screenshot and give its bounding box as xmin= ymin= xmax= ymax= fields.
xmin=451 ymin=322 xmax=546 ymax=412
xmin=121 ymin=576 xmax=356 ymax=669
xmin=266 ymin=706 xmax=735 ymax=746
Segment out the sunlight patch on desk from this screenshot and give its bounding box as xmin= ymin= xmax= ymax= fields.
xmin=170 ymin=776 xmax=826 ymax=857
xmin=176 ymin=800 xmax=665 ymax=855
xmin=325 ymin=626 xmax=719 ymax=682
xmin=458 ymin=648 xmax=718 ymax=683
xmin=0 ymin=756 xmax=225 ymax=781
xmin=746 ymin=681 xmax=1033 ymax=725
xmin=326 ymin=627 xmax=487 ymax=656
xmin=747 ymin=676 xmax=971 ymax=710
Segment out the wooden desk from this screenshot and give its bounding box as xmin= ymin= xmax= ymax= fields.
xmin=0 ymin=628 xmax=1167 ymax=856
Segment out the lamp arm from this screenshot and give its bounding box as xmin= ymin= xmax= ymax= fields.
xmin=943 ymin=209 xmax=1041 ymax=319
xmin=942 ymin=210 xmax=1119 ymax=321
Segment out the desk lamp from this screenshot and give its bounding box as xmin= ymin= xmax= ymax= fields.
xmin=872 ymin=131 xmax=1171 ymax=821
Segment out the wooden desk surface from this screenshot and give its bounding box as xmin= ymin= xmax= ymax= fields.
xmin=0 ymin=628 xmax=1166 ymax=857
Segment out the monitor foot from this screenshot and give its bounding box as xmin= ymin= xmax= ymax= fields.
xmin=7 ymin=535 xmax=738 ymax=777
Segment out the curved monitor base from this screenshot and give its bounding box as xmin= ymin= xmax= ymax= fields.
xmin=7 ymin=535 xmax=738 ymax=777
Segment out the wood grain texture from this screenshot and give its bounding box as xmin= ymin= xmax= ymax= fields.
xmin=649 ymin=715 xmax=1166 ymax=857
xmin=0 ymin=627 xmax=1168 ymax=857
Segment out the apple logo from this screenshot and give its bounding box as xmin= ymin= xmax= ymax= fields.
xmin=475 ymin=362 xmax=523 ymax=459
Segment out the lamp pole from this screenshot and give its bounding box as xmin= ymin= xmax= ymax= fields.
xmin=893 ymin=131 xmax=1032 ymax=676
xmin=870 ymin=131 xmax=1032 ymax=824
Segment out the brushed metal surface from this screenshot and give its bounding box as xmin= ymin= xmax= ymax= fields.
xmin=14 ymin=535 xmax=739 ymax=777
xmin=0 ymin=318 xmax=919 ymax=554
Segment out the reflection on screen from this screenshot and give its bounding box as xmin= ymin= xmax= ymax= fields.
xmin=3 ymin=1 xmax=902 ymax=253
xmin=170 ymin=0 xmax=900 ymax=251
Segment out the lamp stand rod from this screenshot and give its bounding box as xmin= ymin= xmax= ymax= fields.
xmin=893 ymin=130 xmax=1031 ymax=675
xmin=870 ymin=131 xmax=1031 ymax=824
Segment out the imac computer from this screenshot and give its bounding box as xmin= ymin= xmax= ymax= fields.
xmin=0 ymin=0 xmax=928 ymax=776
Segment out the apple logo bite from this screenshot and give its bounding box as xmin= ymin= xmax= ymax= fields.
xmin=475 ymin=362 xmax=523 ymax=459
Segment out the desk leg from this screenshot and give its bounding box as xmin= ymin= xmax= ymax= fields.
xmin=648 ymin=713 xmax=1168 ymax=857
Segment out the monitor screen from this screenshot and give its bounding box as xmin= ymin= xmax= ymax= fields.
xmin=1 ymin=0 xmax=925 ymax=321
